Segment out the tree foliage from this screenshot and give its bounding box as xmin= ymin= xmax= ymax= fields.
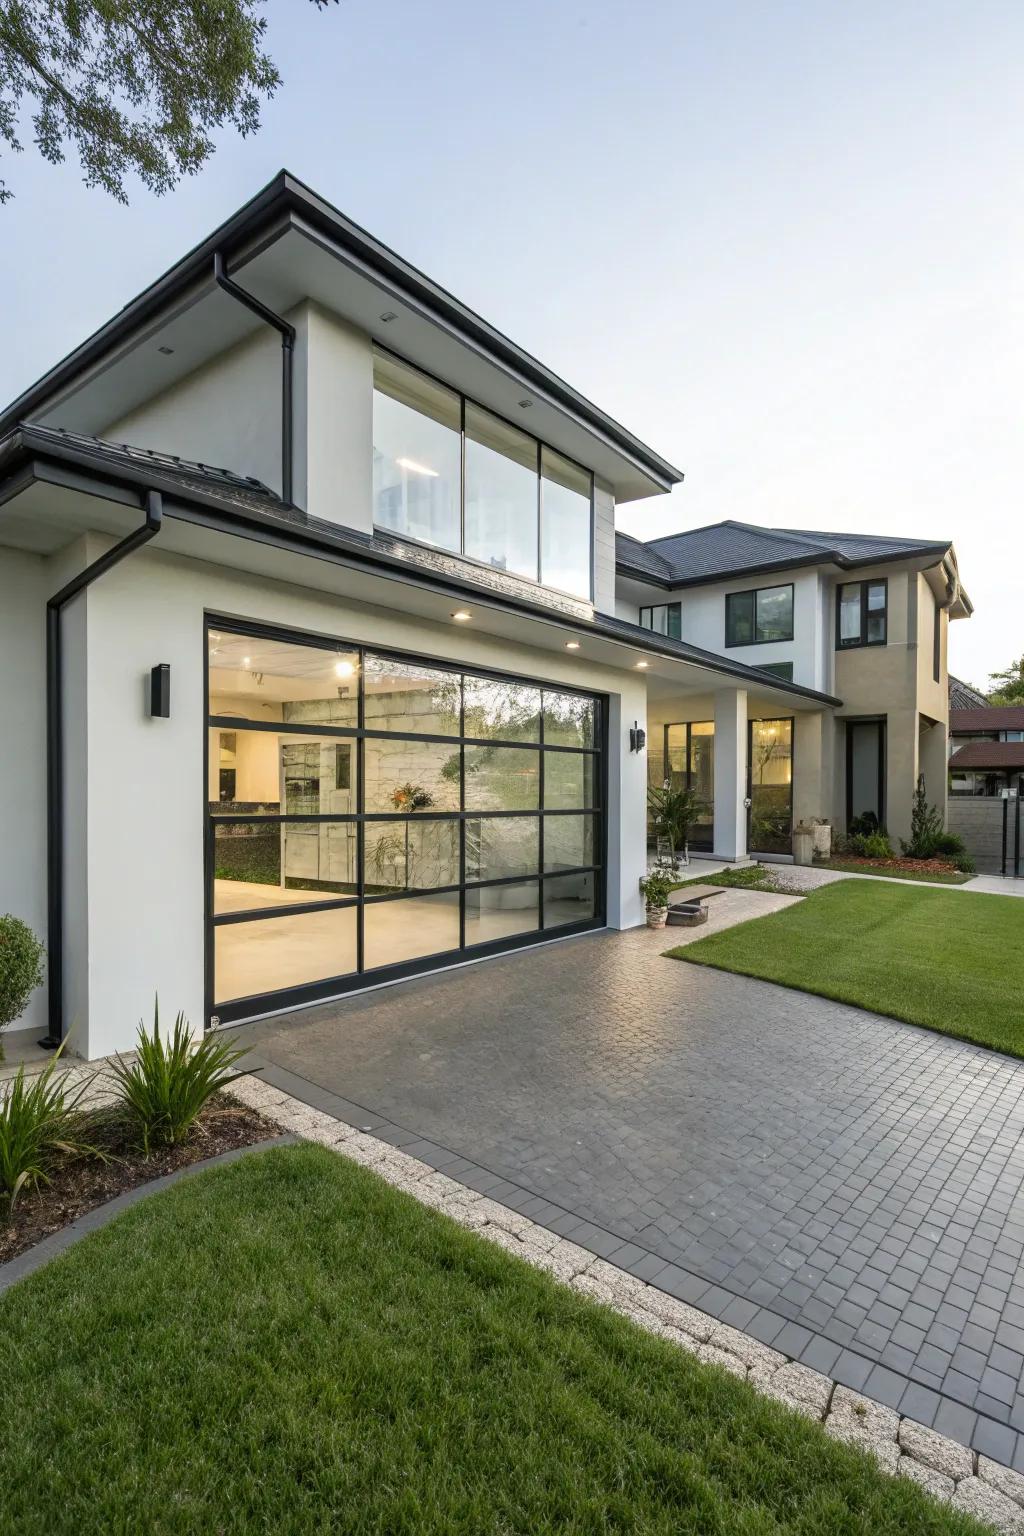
xmin=0 ymin=0 xmax=334 ymax=205
xmin=988 ymin=655 xmax=1024 ymax=705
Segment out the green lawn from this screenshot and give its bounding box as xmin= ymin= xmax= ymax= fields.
xmin=671 ymin=880 xmax=1024 ymax=1056
xmin=0 ymin=1144 xmax=982 ymax=1535
xmin=818 ymin=859 xmax=971 ymax=886
xmin=672 ymin=865 xmax=774 ymax=892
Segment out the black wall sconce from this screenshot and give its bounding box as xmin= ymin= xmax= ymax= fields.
xmin=629 ymin=721 xmax=647 ymax=753
xmin=149 ymin=663 xmax=171 ymax=718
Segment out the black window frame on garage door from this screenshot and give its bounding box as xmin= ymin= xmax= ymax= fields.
xmin=204 ymin=615 xmax=608 ymax=1025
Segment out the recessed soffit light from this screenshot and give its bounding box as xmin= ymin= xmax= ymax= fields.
xmin=565 ymin=641 xmax=580 ymax=650
xmin=635 ymin=660 xmax=649 ymax=669
xmin=158 ymin=345 xmax=174 ymax=355
xmin=451 ymin=610 xmax=472 ymax=622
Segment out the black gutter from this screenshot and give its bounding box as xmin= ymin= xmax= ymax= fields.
xmin=40 ymin=490 xmax=163 ymax=1048
xmin=212 ymin=252 xmax=295 ymax=505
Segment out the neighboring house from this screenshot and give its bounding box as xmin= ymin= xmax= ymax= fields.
xmin=948 ymin=705 xmax=1024 ymax=798
xmin=0 ymin=172 xmax=970 ymax=1059
xmin=949 ymin=674 xmax=989 ymax=711
xmin=618 ymin=522 xmax=970 ymax=852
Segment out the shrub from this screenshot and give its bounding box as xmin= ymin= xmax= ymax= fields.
xmin=953 ymin=851 xmax=976 ymax=874
xmin=901 ymin=777 xmax=945 ymax=858
xmin=849 ymin=811 xmax=880 ymax=839
xmin=639 ymin=870 xmax=673 ymax=909
xmin=931 ymin=831 xmax=967 ymax=858
xmin=110 ymin=1002 xmax=248 ymax=1154
xmin=848 ymin=830 xmax=894 ymax=859
xmin=0 ymin=1050 xmax=98 ymax=1214
xmin=0 ymin=916 xmax=45 ymax=1061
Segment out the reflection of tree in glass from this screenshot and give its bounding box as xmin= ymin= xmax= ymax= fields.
xmin=368 ymin=823 xmax=455 ymax=891
xmin=463 ymin=677 xmax=540 ymax=741
xmin=543 ymin=691 xmax=594 ymax=747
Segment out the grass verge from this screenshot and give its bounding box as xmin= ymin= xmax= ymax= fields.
xmin=818 ymin=859 xmax=971 ymax=886
xmin=671 ymin=865 xmax=774 ymax=891
xmin=0 ymin=1143 xmax=984 ymax=1535
xmin=670 ymin=880 xmax=1024 ymax=1055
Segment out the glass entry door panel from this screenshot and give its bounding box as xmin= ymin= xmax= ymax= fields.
xmin=663 ymin=722 xmax=714 ymax=850
xmin=748 ymin=719 xmax=793 ymax=855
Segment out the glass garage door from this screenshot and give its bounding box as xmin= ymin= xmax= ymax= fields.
xmin=206 ymin=619 xmax=605 ymax=1024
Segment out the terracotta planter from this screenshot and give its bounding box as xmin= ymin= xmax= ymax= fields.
xmin=646 ymin=905 xmax=669 ymax=929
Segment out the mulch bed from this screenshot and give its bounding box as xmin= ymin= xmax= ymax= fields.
xmin=0 ymin=1094 xmax=279 ymax=1265
xmin=822 ymin=855 xmax=961 ymax=876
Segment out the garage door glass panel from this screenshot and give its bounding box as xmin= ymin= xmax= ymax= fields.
xmin=363 ymin=737 xmax=461 ymax=813
xmin=364 ymin=819 xmax=460 ymax=892
xmin=543 ymin=751 xmax=595 ymax=810
xmin=543 ymin=690 xmax=595 ymax=748
xmin=544 ymin=871 xmax=596 ymax=927
xmin=209 ymin=631 xmax=359 ymax=728
xmin=544 ymin=814 xmax=596 ymax=872
xmin=208 ymin=619 xmax=604 ymax=1021
xmin=462 ymin=675 xmax=541 ymax=743
xmin=213 ymin=821 xmax=358 ymax=913
xmin=465 ymin=817 xmax=539 ymax=882
xmin=465 ymin=882 xmax=540 ymax=945
xmin=363 ymin=892 xmax=460 ymax=970
xmin=464 ymin=745 xmax=540 ymax=810
xmin=363 ymin=654 xmax=461 ymax=736
xmin=215 ymin=905 xmax=358 ymax=1004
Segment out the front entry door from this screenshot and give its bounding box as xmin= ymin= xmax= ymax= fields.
xmin=748 ymin=718 xmax=794 ymax=854
xmin=845 ymin=719 xmax=886 ymax=831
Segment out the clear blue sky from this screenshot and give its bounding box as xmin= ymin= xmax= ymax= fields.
xmin=3 ymin=0 xmax=1020 ymax=685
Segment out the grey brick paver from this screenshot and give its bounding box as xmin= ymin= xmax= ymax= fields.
xmin=238 ymin=926 xmax=1024 ymax=1448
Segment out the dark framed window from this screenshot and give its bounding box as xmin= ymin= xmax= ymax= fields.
xmin=725 ymin=584 xmax=794 ymax=647
xmin=837 ymin=579 xmax=887 ymax=650
xmin=639 ymin=602 xmax=682 ymax=639
xmin=372 ymin=350 xmax=595 ymax=602
xmin=757 ymin=661 xmax=794 ymax=682
xmin=205 ymin=619 xmax=606 ymax=1025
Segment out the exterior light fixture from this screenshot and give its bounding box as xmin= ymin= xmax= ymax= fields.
xmin=380 ymin=311 xmax=398 ymax=323
xmin=629 ymin=722 xmax=647 ymax=753
xmin=518 ymin=399 xmax=533 ymax=409
xmin=635 ymin=660 xmax=649 ymax=669
xmin=451 ymin=610 xmax=472 ymax=622
xmin=149 ymin=664 xmax=171 ymax=718
xmin=565 ymin=640 xmax=580 ymax=650
xmin=157 ymin=345 xmax=174 ymax=355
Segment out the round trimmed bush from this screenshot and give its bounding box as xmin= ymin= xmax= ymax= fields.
xmin=0 ymin=915 xmax=45 ymax=1059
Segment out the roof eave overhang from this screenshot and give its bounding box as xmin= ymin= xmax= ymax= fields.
xmin=0 ymin=172 xmax=683 ymax=494
xmin=0 ymin=436 xmax=839 ymax=711
xmin=615 ymin=542 xmax=957 ymax=592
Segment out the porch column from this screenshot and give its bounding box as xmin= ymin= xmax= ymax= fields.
xmin=714 ymin=688 xmax=748 ymax=860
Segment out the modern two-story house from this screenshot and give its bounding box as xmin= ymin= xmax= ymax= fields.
xmin=0 ymin=172 xmax=971 ymax=1059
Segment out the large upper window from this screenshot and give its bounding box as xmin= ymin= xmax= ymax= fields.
xmin=372 ymin=351 xmax=594 ymax=600
xmin=725 ymin=585 xmax=794 ymax=647
xmin=639 ymin=602 xmax=682 ymax=639
xmin=837 ymin=580 xmax=887 ymax=650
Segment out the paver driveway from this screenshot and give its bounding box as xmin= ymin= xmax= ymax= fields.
xmin=238 ymin=925 xmax=1024 ymax=1466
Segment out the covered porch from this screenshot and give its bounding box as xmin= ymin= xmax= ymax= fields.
xmin=646 ymin=680 xmax=833 ymax=862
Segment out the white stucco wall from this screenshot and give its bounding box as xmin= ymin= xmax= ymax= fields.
xmin=0 ymin=548 xmax=49 ymax=1035
xmin=68 ymin=541 xmax=649 ymax=1058
xmin=615 ymin=566 xmax=827 ymax=690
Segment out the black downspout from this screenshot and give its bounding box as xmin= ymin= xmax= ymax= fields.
xmin=39 ymin=490 xmax=164 ymax=1049
xmin=212 ymin=252 xmax=295 ymax=505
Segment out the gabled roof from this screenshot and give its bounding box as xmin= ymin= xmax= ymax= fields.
xmin=616 ymin=518 xmax=953 ymax=588
xmin=949 ymin=675 xmax=989 ymax=711
xmin=948 ymin=741 xmax=1024 ymax=771
xmin=950 ymin=705 xmax=1024 ymax=733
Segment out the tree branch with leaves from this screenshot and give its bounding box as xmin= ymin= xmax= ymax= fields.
xmin=0 ymin=0 xmax=335 ymax=205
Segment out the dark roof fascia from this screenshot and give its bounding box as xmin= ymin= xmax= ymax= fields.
xmin=0 ymin=433 xmax=839 ymax=709
xmin=0 ymin=172 xmax=683 ymax=490
xmin=614 ymin=542 xmax=953 ymax=590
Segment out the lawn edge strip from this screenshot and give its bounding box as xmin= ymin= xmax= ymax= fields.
xmin=215 ymin=1070 xmax=1024 ymax=1531
xmin=0 ymin=1134 xmax=296 ymax=1296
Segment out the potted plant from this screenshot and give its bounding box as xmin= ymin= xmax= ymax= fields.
xmin=639 ymin=870 xmax=674 ymax=929
xmin=647 ymin=783 xmax=706 ymax=869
